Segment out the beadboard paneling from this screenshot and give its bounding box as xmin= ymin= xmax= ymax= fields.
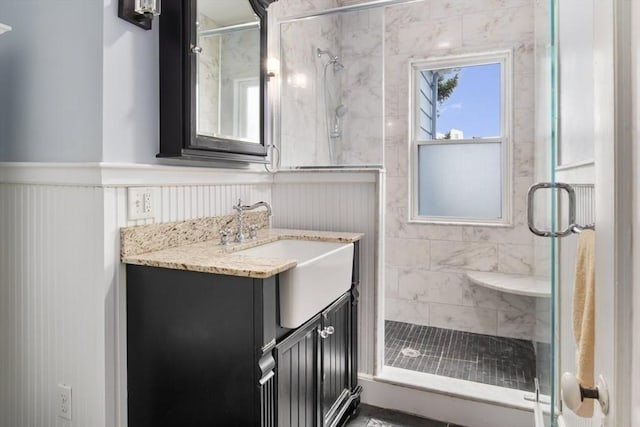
xmin=0 ymin=184 xmax=105 ymax=427
xmin=119 ymin=183 xmax=273 ymax=227
xmin=272 ymin=177 xmax=380 ymax=375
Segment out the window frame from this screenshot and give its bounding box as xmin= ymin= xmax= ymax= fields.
xmin=408 ymin=50 xmax=513 ymax=226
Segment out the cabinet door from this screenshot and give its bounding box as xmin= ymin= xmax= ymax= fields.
xmin=321 ymin=293 xmax=352 ymax=426
xmin=276 ymin=315 xmax=322 ymax=427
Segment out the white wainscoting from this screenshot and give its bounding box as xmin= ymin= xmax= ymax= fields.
xmin=0 ymin=183 xmax=106 ymax=427
xmin=272 ymin=170 xmax=383 ymax=375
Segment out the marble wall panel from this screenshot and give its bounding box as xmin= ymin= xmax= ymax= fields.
xmin=430 ymin=0 xmax=531 ymax=19
xmin=387 ymin=17 xmax=464 ymax=56
xmin=398 ymin=269 xmax=465 ymax=305
xmin=385 ymin=2 xmax=432 ymax=28
xmin=515 ymin=141 xmax=534 ymax=177
xmin=534 ymin=296 xmax=551 ymax=343
xmin=386 ymin=237 xmax=430 ymax=268
xmin=513 ymin=177 xmax=535 ymax=226
xmin=461 ymin=225 xmax=533 ymax=245
xmin=386 ymin=267 xmax=400 ymax=298
xmin=430 ymin=241 xmax=499 ymax=272
xmin=430 ymin=303 xmax=498 ymax=335
xmin=461 ymin=6 xmax=534 ymax=46
xmin=497 ymin=310 xmax=536 ymax=340
xmin=498 ymin=243 xmax=534 ymax=275
xmin=386 ymin=298 xmax=431 ymax=326
xmin=275 ymin=0 xmax=339 ymax=17
xmin=385 ymin=176 xmax=408 ymax=210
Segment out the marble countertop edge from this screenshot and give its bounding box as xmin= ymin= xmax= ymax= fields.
xmin=121 ymin=228 xmax=363 ymax=278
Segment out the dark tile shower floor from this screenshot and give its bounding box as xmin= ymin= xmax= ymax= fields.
xmin=385 ymin=321 xmax=537 ymax=392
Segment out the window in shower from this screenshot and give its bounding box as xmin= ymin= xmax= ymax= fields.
xmin=409 ymin=51 xmax=512 ymax=226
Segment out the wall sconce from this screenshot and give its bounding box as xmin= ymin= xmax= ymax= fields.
xmin=0 ymin=23 xmax=12 ymax=36
xmin=118 ymin=0 xmax=161 ymax=31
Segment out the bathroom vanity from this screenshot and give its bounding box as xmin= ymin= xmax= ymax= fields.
xmin=122 ymin=226 xmax=362 ymax=427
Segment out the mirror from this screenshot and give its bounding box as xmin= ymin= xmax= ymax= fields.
xmin=158 ymin=0 xmax=277 ymax=162
xmin=196 ymin=0 xmax=260 ymax=143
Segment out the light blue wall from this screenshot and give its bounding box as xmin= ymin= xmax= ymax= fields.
xmin=0 ymin=1 xmax=104 ymax=162
xmin=0 ymin=0 xmax=160 ymax=163
xmin=102 ymin=0 xmax=159 ymax=163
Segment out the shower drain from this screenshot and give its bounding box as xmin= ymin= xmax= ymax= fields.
xmin=400 ymin=347 xmax=421 ymax=358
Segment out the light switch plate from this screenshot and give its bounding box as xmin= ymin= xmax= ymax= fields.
xmin=128 ymin=187 xmax=155 ymax=221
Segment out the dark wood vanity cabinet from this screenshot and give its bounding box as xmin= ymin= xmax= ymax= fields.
xmin=276 ymin=294 xmax=355 ymax=427
xmin=126 ymin=242 xmax=360 ymax=427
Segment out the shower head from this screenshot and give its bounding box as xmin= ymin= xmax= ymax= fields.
xmin=335 ymin=104 xmax=349 ymax=118
xmin=317 ymin=48 xmax=338 ymax=61
xmin=317 ymin=47 xmax=345 ymax=73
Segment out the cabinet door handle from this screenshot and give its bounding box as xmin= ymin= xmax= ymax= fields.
xmin=318 ymin=326 xmax=335 ymax=339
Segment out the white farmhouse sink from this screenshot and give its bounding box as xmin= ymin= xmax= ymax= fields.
xmin=237 ymin=239 xmax=354 ymax=328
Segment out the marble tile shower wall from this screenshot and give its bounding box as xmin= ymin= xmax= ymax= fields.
xmin=276 ymin=0 xmax=384 ymax=166
xmin=383 ymin=0 xmax=538 ymax=341
xmin=278 ymin=3 xmax=341 ymax=166
xmin=337 ymin=9 xmax=384 ymax=165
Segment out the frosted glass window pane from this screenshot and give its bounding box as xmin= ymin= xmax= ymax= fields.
xmin=418 ymin=143 xmax=502 ymax=218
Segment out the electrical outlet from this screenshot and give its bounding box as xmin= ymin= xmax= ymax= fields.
xmin=57 ymin=384 xmax=72 ymax=420
xmin=128 ymin=187 xmax=155 ymax=220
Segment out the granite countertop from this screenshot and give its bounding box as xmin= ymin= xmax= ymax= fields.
xmin=121 ymin=228 xmax=363 ymax=278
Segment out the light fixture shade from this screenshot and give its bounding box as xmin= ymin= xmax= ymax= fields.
xmin=134 ymin=0 xmax=160 ymax=16
xmin=118 ymin=0 xmax=158 ymax=30
xmin=0 ymin=23 xmax=12 ymax=36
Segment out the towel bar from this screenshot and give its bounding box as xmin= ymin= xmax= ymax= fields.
xmin=527 ymin=182 xmax=596 ymax=238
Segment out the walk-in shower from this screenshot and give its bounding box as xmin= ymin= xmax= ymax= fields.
xmin=275 ymin=0 xmax=558 ymax=424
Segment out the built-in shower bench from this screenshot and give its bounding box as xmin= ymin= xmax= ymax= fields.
xmin=465 ymin=271 xmax=551 ymax=298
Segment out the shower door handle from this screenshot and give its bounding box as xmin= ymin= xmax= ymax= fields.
xmin=527 ymin=182 xmax=576 ymax=238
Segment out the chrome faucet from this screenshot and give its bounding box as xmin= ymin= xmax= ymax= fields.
xmin=232 ymin=199 xmax=272 ymax=243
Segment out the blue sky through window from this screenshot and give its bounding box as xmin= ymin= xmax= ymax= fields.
xmin=436 ymin=63 xmax=501 ymax=139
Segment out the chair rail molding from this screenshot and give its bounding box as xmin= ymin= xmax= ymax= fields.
xmin=0 ymin=162 xmax=274 ymax=187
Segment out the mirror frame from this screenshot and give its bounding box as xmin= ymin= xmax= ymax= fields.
xmin=159 ymin=0 xmax=278 ymax=163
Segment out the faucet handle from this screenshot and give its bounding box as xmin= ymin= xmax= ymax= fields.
xmin=219 ymin=228 xmax=231 ymax=246
xmin=248 ymin=224 xmax=258 ymax=240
